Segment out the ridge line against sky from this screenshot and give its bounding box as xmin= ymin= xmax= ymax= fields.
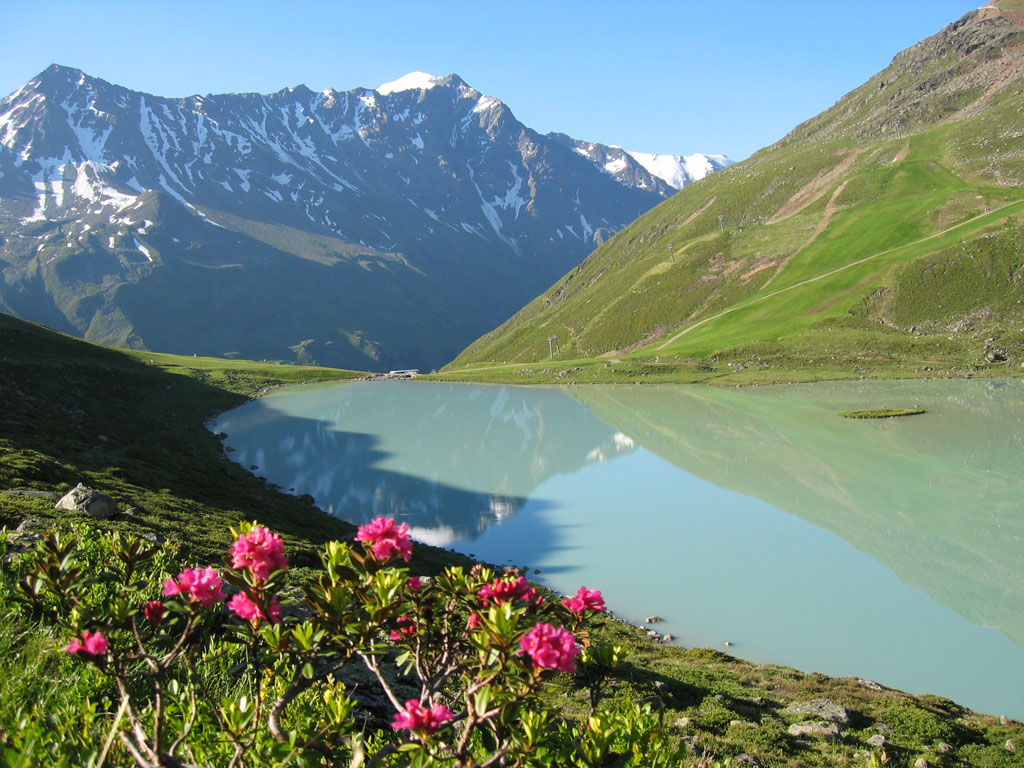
xmin=2 ymin=1 xmax=979 ymax=161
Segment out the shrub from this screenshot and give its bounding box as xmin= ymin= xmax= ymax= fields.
xmin=1 ymin=518 xmax=686 ymax=767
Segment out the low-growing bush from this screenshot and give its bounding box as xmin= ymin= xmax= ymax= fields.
xmin=1 ymin=518 xmax=688 ymax=767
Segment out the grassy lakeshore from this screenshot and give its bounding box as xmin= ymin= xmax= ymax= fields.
xmin=1 ymin=312 xmax=1022 ymax=766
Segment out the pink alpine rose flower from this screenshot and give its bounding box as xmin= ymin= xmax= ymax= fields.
xmin=389 ymin=615 xmax=417 ymax=641
xmin=519 ymin=622 xmax=578 ymax=672
xmin=228 ymin=592 xmax=282 ymax=624
xmin=66 ymin=629 xmax=108 ymax=658
xmin=144 ymin=600 xmax=166 ymax=626
xmin=476 ymin=575 xmax=540 ymax=608
xmin=391 ymin=699 xmax=453 ymax=735
xmin=162 ymin=566 xmax=226 ymax=608
xmin=407 ymin=576 xmax=422 ymax=592
xmin=562 ymin=586 xmax=605 ymax=614
xmin=230 ymin=526 xmax=288 ymax=580
xmin=355 ymin=516 xmax=413 ymax=562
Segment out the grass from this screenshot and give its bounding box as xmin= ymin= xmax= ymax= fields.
xmin=839 ymin=408 xmax=926 ymax=419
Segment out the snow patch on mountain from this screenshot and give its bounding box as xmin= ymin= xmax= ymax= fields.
xmin=624 ymin=150 xmax=731 ymax=190
xmin=376 ymin=72 xmax=444 ymax=96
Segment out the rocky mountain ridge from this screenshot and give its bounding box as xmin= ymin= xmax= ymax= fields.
xmin=0 ymin=66 xmax=729 ymax=369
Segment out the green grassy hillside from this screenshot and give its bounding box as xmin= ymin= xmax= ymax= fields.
xmin=0 ymin=311 xmax=369 ymax=565
xmin=444 ymin=3 xmax=1024 ymax=383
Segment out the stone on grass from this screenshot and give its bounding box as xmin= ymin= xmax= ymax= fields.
xmin=866 ymin=734 xmax=886 ymax=747
xmin=55 ymin=483 xmax=116 ymax=520
xmin=788 ymin=720 xmax=842 ymax=741
xmin=783 ymin=698 xmax=852 ymax=726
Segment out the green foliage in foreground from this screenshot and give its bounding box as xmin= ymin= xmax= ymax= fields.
xmin=839 ymin=409 xmax=926 ymax=419
xmin=1 ymin=521 xmax=1022 ymax=768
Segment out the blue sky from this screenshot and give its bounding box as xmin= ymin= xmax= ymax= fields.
xmin=2 ymin=0 xmax=978 ymax=160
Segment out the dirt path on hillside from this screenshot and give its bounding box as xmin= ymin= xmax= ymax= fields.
xmin=653 ymin=197 xmax=1024 ymax=351
xmin=766 ymin=150 xmax=865 ymax=225
xmin=761 ymin=178 xmax=853 ymax=287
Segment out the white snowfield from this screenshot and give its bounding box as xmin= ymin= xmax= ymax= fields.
xmin=376 ymin=72 xmax=446 ymax=95
xmin=623 ymin=150 xmax=732 ymax=190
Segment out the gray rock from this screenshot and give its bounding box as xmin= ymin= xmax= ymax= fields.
xmin=645 ymin=615 xmax=663 ymax=624
xmin=866 ymin=734 xmax=886 ymax=747
xmin=55 ymin=483 xmax=116 ymax=520
xmin=783 ymin=698 xmax=853 ymax=726
xmin=15 ymin=517 xmax=44 ymax=533
xmin=734 ymin=756 xmax=763 ymax=768
xmin=2 ymin=489 xmax=56 ymax=499
xmin=662 ymin=633 xmax=675 ymax=642
xmin=3 ymin=529 xmax=42 ymax=563
xmin=914 ymin=759 xmax=930 ymax=768
xmin=937 ymin=742 xmax=953 ymax=753
xmin=788 ymin=721 xmax=842 ymax=741
xmin=1007 ymin=739 xmax=1016 ymax=753
xmin=635 ymin=695 xmax=664 ymax=710
xmin=674 ymin=717 xmax=692 ymax=729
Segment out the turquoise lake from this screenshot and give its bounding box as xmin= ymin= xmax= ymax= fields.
xmin=213 ymin=378 xmax=1024 ymax=719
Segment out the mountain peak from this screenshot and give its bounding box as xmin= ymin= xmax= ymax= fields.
xmin=30 ymin=63 xmax=86 ymax=88
xmin=376 ymin=71 xmax=447 ymax=95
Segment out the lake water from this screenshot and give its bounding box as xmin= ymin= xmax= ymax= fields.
xmin=213 ymin=378 xmax=1024 ymax=719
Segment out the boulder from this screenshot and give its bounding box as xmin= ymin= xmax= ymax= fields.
xmin=866 ymin=734 xmax=886 ymax=747
xmin=788 ymin=721 xmax=842 ymax=741
xmin=55 ymin=483 xmax=117 ymax=520
xmin=783 ymin=698 xmax=852 ymax=726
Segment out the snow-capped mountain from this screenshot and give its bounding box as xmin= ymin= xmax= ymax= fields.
xmin=549 ymin=134 xmax=731 ymax=193
xmin=0 ymin=65 xmax=729 ymax=370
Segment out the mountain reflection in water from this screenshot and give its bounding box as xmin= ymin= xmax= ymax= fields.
xmin=215 ymin=381 xmax=633 ymax=545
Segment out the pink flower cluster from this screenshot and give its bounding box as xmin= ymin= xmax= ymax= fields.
xmin=230 ymin=526 xmax=288 ymax=580
xmin=162 ymin=566 xmax=226 ymax=608
xmin=477 ymin=575 xmax=540 ymax=608
xmin=65 ymin=629 xmax=108 ymax=658
xmin=228 ymin=592 xmax=282 ymax=624
xmin=519 ymin=622 xmax=578 ymax=672
xmin=389 ymin=615 xmax=417 ymax=641
xmin=562 ymin=586 xmax=605 ymax=614
xmin=392 ymin=699 xmax=453 ymax=734
xmin=355 ymin=516 xmax=412 ymax=562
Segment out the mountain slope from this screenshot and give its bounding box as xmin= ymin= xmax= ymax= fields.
xmin=448 ymin=1 xmax=1024 ymax=379
xmin=0 ymin=67 xmax=729 ymax=370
